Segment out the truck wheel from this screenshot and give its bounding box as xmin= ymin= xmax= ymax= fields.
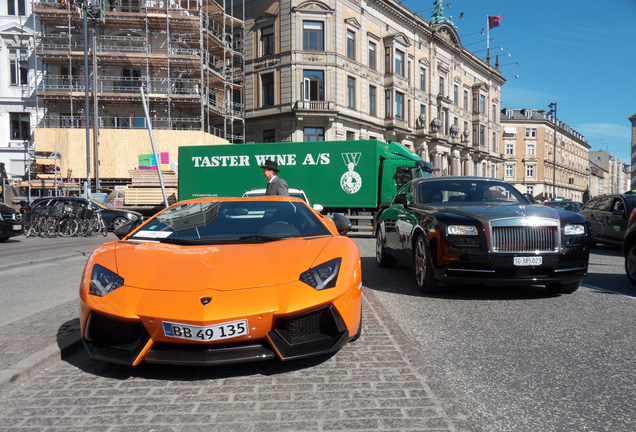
xmin=414 ymin=235 xmax=438 ymax=294
xmin=376 ymin=227 xmax=395 ymax=267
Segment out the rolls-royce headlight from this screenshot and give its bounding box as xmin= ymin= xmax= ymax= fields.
xmin=564 ymin=224 xmax=586 ymax=235
xmin=447 ymin=225 xmax=478 ymax=236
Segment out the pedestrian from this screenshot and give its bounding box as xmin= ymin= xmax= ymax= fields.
xmin=109 ymin=0 xmax=117 ymax=12
xmin=260 ymin=159 xmax=289 ymax=196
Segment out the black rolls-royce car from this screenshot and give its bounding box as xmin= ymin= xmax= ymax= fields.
xmin=376 ymin=177 xmax=590 ymax=294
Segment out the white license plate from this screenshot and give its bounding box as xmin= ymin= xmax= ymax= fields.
xmin=162 ymin=319 xmax=248 ymax=341
xmin=12 ymin=225 xmax=21 ymax=231
xmin=514 ymin=256 xmax=542 ymax=266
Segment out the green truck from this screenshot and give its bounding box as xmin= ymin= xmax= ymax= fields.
xmin=178 ymin=139 xmax=435 ymax=234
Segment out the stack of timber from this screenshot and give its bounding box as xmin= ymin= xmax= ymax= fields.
xmin=124 ymin=170 xmax=179 ymax=205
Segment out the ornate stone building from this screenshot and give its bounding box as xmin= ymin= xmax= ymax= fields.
xmin=241 ymin=0 xmax=505 ymax=177
xmin=500 ymin=108 xmax=590 ymax=201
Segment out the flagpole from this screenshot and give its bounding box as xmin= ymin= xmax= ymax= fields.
xmin=487 ymin=15 xmax=490 ymax=51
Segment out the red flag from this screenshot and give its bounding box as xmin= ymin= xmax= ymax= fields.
xmin=488 ymin=15 xmax=503 ymax=29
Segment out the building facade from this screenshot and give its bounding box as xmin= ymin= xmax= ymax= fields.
xmin=589 ymin=150 xmax=629 ymax=197
xmin=630 ymin=112 xmax=636 ymax=190
xmin=241 ymin=0 xmax=506 ymax=177
xmin=26 ymin=0 xmax=243 ymax=190
xmin=0 ymin=0 xmax=40 ymax=180
xmin=500 ymin=108 xmax=590 ymax=202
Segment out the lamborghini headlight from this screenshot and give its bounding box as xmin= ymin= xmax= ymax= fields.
xmin=447 ymin=225 xmax=479 ymax=236
xmin=564 ymin=224 xmax=586 ymax=235
xmin=300 ymin=258 xmax=341 ymax=290
xmin=90 ymin=264 xmax=124 ymax=296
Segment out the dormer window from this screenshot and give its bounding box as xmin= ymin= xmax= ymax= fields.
xmin=523 ymin=109 xmax=532 ymax=119
xmin=505 ymin=108 xmax=513 ymax=118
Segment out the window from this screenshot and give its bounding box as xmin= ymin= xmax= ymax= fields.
xmin=453 ymin=85 xmax=459 ymax=105
xmin=505 ymin=164 xmax=514 ymax=177
xmin=492 ymin=132 xmax=497 ymax=152
xmin=527 ymin=143 xmax=535 ymax=155
xmin=479 ymin=94 xmax=486 ymax=114
xmin=303 ymin=21 xmax=324 ymax=51
xmin=479 ymin=125 xmax=485 ymax=146
xmin=10 ymin=113 xmax=30 ymax=140
xmin=347 ymin=76 xmax=356 ymax=108
xmin=263 ymin=129 xmax=276 ymax=143
xmin=368 ymin=41 xmax=377 ymax=70
xmin=8 ymin=0 xmax=26 ymax=16
xmin=261 ymin=25 xmax=274 ymax=56
xmin=304 ymin=127 xmax=324 ymax=142
xmin=395 ymin=49 xmax=404 ymax=76
xmin=261 ymin=73 xmax=274 ymax=106
xmin=346 ymin=30 xmax=355 ymax=60
xmin=303 ymin=70 xmax=324 ymax=101
xmin=463 ymin=90 xmax=469 ymax=110
xmin=492 ymin=104 xmax=497 ymax=121
xmin=526 ymin=164 xmax=535 ymax=177
xmin=420 ymin=68 xmax=426 ymax=91
xmin=346 ymin=131 xmax=355 ymax=140
xmin=506 ymin=143 xmax=514 ymax=155
xmin=385 ymin=90 xmax=391 ymax=118
xmin=525 ymin=128 xmax=537 ymax=138
xmin=395 ymin=92 xmax=404 ymax=119
xmin=369 ymin=85 xmax=376 ymax=116
xmin=527 ymin=186 xmax=534 ymax=197
xmin=9 ymin=49 xmax=28 ymax=86
xmin=439 ymin=76 xmax=445 ymax=96
xmin=122 ymin=67 xmax=141 ymax=87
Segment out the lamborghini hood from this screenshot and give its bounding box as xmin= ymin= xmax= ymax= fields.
xmin=113 ymin=237 xmax=333 ymax=292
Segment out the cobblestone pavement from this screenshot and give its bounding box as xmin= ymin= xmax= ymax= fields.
xmin=0 ymin=290 xmax=483 ymax=432
xmin=0 ymin=302 xmax=79 ymax=374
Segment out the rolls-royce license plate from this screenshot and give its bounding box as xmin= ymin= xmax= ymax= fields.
xmin=514 ymin=256 xmax=542 ymax=266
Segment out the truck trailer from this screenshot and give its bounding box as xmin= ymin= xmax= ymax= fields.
xmin=178 ymin=140 xmax=435 ymax=234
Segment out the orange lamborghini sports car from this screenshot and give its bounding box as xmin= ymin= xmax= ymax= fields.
xmin=79 ymin=197 xmax=362 ymax=366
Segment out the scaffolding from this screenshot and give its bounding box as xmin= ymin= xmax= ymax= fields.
xmin=32 ymin=0 xmax=245 ymax=143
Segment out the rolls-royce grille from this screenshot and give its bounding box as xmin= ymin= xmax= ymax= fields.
xmin=492 ymin=225 xmax=559 ymax=253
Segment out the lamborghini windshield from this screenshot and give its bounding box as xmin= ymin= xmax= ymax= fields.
xmin=131 ymin=201 xmax=331 ymax=243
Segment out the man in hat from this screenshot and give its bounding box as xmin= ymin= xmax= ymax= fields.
xmin=261 ymin=159 xmax=289 ymax=196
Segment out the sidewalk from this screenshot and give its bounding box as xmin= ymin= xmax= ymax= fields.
xmin=0 ymin=288 xmax=484 ymax=431
xmin=0 ymin=299 xmax=81 ymax=395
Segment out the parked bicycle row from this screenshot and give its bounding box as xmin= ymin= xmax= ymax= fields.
xmin=23 ymin=200 xmax=108 ymax=238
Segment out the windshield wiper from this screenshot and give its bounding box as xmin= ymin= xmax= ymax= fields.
xmin=238 ymin=235 xmax=286 ymax=243
xmin=157 ymin=237 xmax=215 ymax=245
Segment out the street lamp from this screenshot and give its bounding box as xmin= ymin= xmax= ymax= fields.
xmin=414 ymin=2 xmax=451 ymax=14
xmin=473 ymin=46 xmax=504 ymax=53
xmin=460 ymin=28 xmax=484 ymax=37
xmin=463 ymin=37 xmax=494 ymax=46
xmin=80 ymin=0 xmax=91 ymax=197
xmin=547 ymin=102 xmax=558 ymax=199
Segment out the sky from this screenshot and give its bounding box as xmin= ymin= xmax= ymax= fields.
xmin=401 ymin=0 xmax=636 ymax=164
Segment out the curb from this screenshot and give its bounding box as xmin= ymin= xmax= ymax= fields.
xmin=0 ymin=251 xmax=89 ymax=272
xmin=0 ymin=331 xmax=82 ymax=397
